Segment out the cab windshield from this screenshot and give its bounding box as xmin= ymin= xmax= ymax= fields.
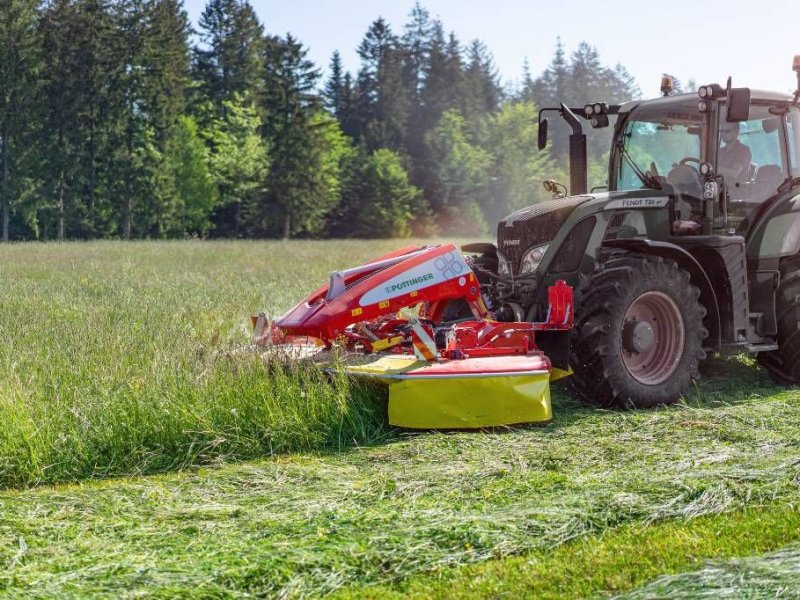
xmin=615 ymin=99 xmax=706 ymax=193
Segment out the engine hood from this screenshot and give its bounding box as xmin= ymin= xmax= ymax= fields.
xmin=497 ymin=189 xmax=673 ymax=271
xmin=497 ymin=195 xmax=593 ymax=267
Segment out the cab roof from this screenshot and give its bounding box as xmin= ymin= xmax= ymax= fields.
xmin=618 ymin=89 xmax=795 ymax=114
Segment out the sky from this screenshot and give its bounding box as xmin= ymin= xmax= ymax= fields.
xmin=184 ymin=0 xmax=800 ymax=99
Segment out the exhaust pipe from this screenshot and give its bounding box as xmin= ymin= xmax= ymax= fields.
xmin=560 ymin=103 xmax=588 ymax=196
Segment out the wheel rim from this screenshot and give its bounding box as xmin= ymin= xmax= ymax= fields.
xmin=620 ymin=291 xmax=685 ymax=385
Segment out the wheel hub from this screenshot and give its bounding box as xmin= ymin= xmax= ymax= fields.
xmin=623 ymin=319 xmax=655 ymax=354
xmin=620 ymin=291 xmax=685 ymax=386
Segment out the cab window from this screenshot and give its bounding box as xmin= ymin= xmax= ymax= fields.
xmin=722 ymin=105 xmax=789 ymax=231
xmin=722 ymin=106 xmax=787 ymax=200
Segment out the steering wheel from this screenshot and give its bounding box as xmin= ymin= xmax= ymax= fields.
xmin=679 ymin=157 xmax=702 ymax=167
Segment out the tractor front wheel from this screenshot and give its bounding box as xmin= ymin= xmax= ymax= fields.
xmin=570 ymin=253 xmax=707 ymax=408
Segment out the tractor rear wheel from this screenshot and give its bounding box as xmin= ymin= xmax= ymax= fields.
xmin=570 ymin=253 xmax=707 ymax=408
xmin=758 ymin=254 xmax=800 ymax=384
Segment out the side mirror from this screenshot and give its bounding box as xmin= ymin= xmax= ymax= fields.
xmin=726 ymin=87 xmax=751 ymax=122
xmin=538 ymin=118 xmax=548 ymax=150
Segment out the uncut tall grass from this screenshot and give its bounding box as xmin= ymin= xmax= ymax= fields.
xmin=0 ymin=240 xmax=410 ymax=488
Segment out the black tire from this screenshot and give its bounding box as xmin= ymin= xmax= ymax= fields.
xmin=758 ymin=254 xmax=800 ymax=384
xmin=570 ymin=253 xmax=708 ymax=408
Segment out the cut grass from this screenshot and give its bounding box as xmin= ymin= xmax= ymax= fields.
xmin=1 ymin=355 xmax=798 ymax=597
xmin=619 ymin=542 xmax=800 ymax=599
xmin=336 ymin=503 xmax=800 ymax=599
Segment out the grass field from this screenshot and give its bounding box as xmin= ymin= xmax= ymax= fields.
xmin=1 ymin=241 xmax=799 ymax=598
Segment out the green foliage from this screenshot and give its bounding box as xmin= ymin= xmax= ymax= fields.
xmin=1 ymin=2 xmax=650 ymax=240
xmin=482 ymin=101 xmax=557 ymax=223
xmin=203 ymin=95 xmax=269 ymax=236
xmin=259 ymin=34 xmax=344 ymax=238
xmin=424 ymin=110 xmax=491 ymax=235
xmin=192 ymin=0 xmax=265 ymax=107
xmin=0 ymin=0 xmax=41 ymax=241
xmin=354 ymin=18 xmax=410 ymax=152
xmin=337 ymin=148 xmax=423 ymax=238
xmin=165 ymin=116 xmax=218 ymax=235
xmin=521 ymin=38 xmax=640 ymax=186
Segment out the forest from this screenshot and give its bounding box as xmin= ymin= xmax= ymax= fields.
xmin=0 ymin=0 xmax=646 ymax=241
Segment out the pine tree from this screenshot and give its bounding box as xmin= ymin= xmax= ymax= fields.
xmin=354 ymin=17 xmax=409 ymax=151
xmin=193 ymin=0 xmax=265 ymax=109
xmin=261 ymin=34 xmax=348 ymax=238
xmin=531 ymin=37 xmax=568 ymax=108
xmin=527 ymin=39 xmax=641 ymax=176
xmin=38 ymin=0 xmax=119 ymax=239
xmin=527 ymin=38 xmax=569 ymax=161
xmin=165 ymin=115 xmax=217 ymax=235
xmin=323 ymin=50 xmax=359 ymax=138
xmin=0 ymin=0 xmax=41 ymax=241
xmin=401 ymin=1 xmax=432 ymax=100
xmin=103 ymin=0 xmax=193 ymax=238
xmin=520 ymin=57 xmax=534 ymax=101
xmin=461 ymin=39 xmax=502 ymax=125
xmin=323 ymin=51 xmax=346 ymax=118
xmin=418 ymin=21 xmax=451 ymax=132
xmin=138 ymin=0 xmax=191 ymax=146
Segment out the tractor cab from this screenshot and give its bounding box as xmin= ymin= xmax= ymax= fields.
xmin=609 ymin=84 xmax=800 ymax=236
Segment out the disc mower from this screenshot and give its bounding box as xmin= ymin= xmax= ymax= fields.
xmin=253 ymin=243 xmax=573 ymax=429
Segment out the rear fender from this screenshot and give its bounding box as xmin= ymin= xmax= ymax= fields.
xmin=602 ymin=239 xmax=722 ymax=349
xmin=746 ymin=192 xmax=800 ymax=259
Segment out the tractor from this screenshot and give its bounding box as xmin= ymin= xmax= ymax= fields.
xmin=466 ymin=57 xmax=800 ymax=408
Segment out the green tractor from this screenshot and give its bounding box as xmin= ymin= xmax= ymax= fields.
xmin=467 ymin=57 xmax=800 ymax=408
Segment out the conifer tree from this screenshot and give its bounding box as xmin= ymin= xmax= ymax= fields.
xmin=138 ymin=0 xmax=191 ymax=146
xmin=104 ymin=0 xmax=194 ymax=238
xmin=261 ymin=35 xmax=347 ymax=238
xmin=400 ymin=2 xmax=432 ymax=135
xmin=401 ymin=1 xmax=432 ymax=100
xmin=0 ymin=0 xmax=41 ymax=241
xmin=203 ymin=93 xmax=269 ymax=237
xmin=38 ymin=0 xmax=119 ymax=239
xmin=323 ymin=51 xmax=346 ymax=118
xmin=354 ymin=17 xmax=409 ymax=151
xmin=461 ymin=40 xmax=502 ymax=126
xmin=193 ymin=0 xmax=265 ymax=109
xmin=166 ymin=115 xmax=217 ymax=235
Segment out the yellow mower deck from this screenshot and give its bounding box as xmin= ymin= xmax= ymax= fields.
xmin=342 ymin=355 xmax=553 ymax=429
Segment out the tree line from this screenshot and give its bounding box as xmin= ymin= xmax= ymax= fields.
xmin=0 ymin=1 xmax=642 ymax=241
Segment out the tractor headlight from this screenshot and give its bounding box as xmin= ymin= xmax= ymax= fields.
xmin=498 ymin=255 xmax=511 ymax=276
xmin=519 ymin=244 xmax=549 ymax=276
